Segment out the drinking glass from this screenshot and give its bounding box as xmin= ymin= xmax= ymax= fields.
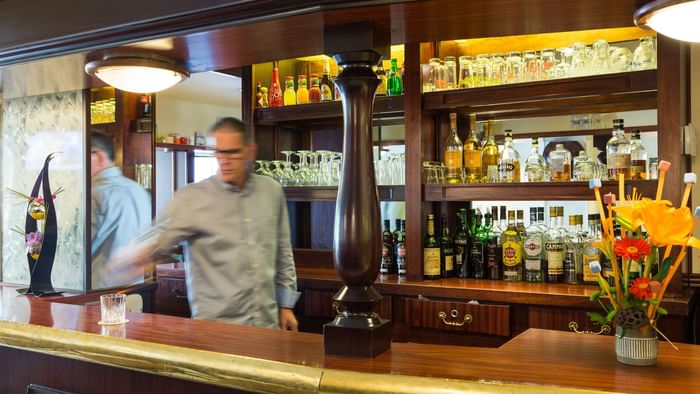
xmin=633 ymin=36 xmax=656 ymax=70
xmin=554 ymin=47 xmax=572 ymax=78
xmin=522 ymin=50 xmax=538 ymax=82
xmin=505 ymin=51 xmax=523 ymax=83
xmin=608 ymin=46 xmax=633 ymax=72
xmin=458 ymin=55 xmax=474 ymax=88
xmin=444 ymin=56 xmax=458 ymax=90
xmin=475 ymin=54 xmax=492 ymax=86
xmin=570 ymin=42 xmax=588 ymax=76
xmin=100 ymin=294 xmax=127 ymax=325
xmin=429 ymin=58 xmax=447 ymax=91
xmin=590 ymin=39 xmax=610 ymax=74
xmin=539 ymin=49 xmax=556 ymax=80
xmin=490 ymin=53 xmax=505 ymax=85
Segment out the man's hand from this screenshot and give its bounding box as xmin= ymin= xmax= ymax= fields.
xmin=279 ymin=307 xmax=298 ymax=331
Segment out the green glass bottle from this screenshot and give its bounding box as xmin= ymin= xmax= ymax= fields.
xmin=440 ymin=214 xmax=454 ymax=277
xmin=453 ymin=209 xmax=469 ymax=278
xmin=387 ymin=58 xmax=403 ymax=96
xmin=469 ymin=209 xmax=486 ymax=279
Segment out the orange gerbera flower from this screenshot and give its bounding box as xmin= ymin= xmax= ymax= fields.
xmin=614 ymin=238 xmax=651 ymax=261
xmin=630 ymin=277 xmax=652 ymax=300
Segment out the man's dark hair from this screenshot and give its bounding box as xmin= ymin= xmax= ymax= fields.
xmin=91 ymin=131 xmax=115 ymax=162
xmin=208 ymin=117 xmax=252 ymax=143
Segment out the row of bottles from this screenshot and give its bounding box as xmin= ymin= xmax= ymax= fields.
xmin=380 ymin=219 xmax=407 ymax=276
xmin=423 ymin=206 xmax=612 ymax=284
xmin=443 ymin=116 xmax=649 ymax=184
xmin=255 ymin=59 xmax=404 ymax=108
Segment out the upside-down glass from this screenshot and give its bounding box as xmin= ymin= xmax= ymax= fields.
xmin=505 ymin=51 xmax=523 ymax=83
xmin=490 ymin=53 xmax=505 ymax=85
xmin=475 ymin=54 xmax=492 ymax=86
xmin=633 ymin=36 xmax=656 ymax=70
xmin=429 ymin=58 xmax=447 ymax=91
xmin=458 ymin=55 xmax=474 ymax=88
xmin=590 ymin=39 xmax=610 ymax=74
xmin=522 ymin=50 xmax=538 ymax=82
xmin=540 ymin=49 xmax=556 ymax=80
xmin=444 ymin=56 xmax=458 ymax=90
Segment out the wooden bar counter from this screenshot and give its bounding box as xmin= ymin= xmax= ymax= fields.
xmin=1 ymin=283 xmax=700 ymax=393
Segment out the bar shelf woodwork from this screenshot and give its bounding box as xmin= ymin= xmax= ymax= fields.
xmin=284 ymin=185 xmax=405 ymax=202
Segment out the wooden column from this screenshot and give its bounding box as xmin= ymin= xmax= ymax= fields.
xmin=322 ymin=23 xmax=391 ymax=358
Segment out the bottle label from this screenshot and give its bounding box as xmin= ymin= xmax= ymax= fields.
xmin=630 ymin=260 xmax=641 ymax=274
xmin=321 ymin=84 xmax=333 ymax=101
xmin=424 ymin=248 xmax=441 ymax=276
xmin=502 ymin=241 xmax=522 ymax=267
xmin=470 ymin=241 xmax=483 ymax=275
xmin=525 ymin=258 xmax=541 ymax=271
xmin=607 ymin=153 xmax=631 ymax=170
xmin=498 ymin=160 xmax=515 ymax=181
xmin=486 ymin=240 xmax=500 ymax=268
xmin=551 ymin=157 xmax=564 ymax=173
xmin=397 ymin=243 xmax=406 ymax=258
xmin=445 ymin=255 xmax=454 ymax=271
xmin=464 ymin=150 xmax=481 ymax=170
xmin=545 ymin=242 xmax=564 ymax=274
xmin=583 ymin=254 xmax=598 ymax=282
xmin=444 ymin=150 xmax=462 ymax=171
xmin=524 ymin=236 xmax=542 ymax=257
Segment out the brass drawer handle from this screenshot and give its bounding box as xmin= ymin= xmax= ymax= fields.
xmin=332 ymin=301 xmax=341 ymax=314
xmin=568 ymin=321 xmax=611 ymax=335
xmin=172 ymin=288 xmax=188 ymax=301
xmin=438 ymin=310 xmax=472 ymax=327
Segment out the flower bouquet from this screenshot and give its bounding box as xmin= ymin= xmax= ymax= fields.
xmin=588 ymin=161 xmax=700 ymax=365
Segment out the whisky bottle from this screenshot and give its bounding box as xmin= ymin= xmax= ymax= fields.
xmin=453 ymin=209 xmax=469 ymax=278
xmin=440 ymin=214 xmax=454 ymax=277
xmin=485 ymin=206 xmax=502 ymax=280
xmin=423 ymin=214 xmax=441 ymax=279
xmin=606 ymin=119 xmax=631 ymax=179
xmin=444 ymin=113 xmax=464 ymax=184
xmin=396 ymin=220 xmax=407 ymax=276
xmin=524 ymin=138 xmax=546 ymax=182
xmin=469 ymin=209 xmax=485 ymax=279
xmin=630 ymin=130 xmax=648 ymax=180
xmin=501 ymin=210 xmax=523 ymax=281
xmin=481 ymin=120 xmax=499 ymax=183
xmin=549 ymin=143 xmax=572 ymax=182
xmin=582 ymin=214 xmax=600 ymax=284
xmin=544 ymin=206 xmax=564 ymax=283
xmin=524 ymin=207 xmax=544 ymax=282
xmin=463 ymin=114 xmax=482 ymax=183
xmin=498 ymin=130 xmax=520 ymax=183
xmin=381 ymin=219 xmax=395 ymax=274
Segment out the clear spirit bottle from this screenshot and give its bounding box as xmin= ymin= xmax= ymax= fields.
xmin=606 ymin=119 xmax=631 ymax=179
xmin=544 ymin=206 xmax=564 ymax=283
xmin=498 ymin=130 xmax=521 ymax=183
xmin=524 ymin=138 xmax=546 ymax=182
xmin=524 ymin=207 xmax=544 ymax=282
xmin=573 ymin=151 xmax=594 ymax=181
xmin=563 ymin=215 xmax=581 ymax=284
xmin=630 ymin=130 xmax=648 ymax=180
xmin=582 ymin=214 xmax=600 ymax=284
xmin=550 ymin=143 xmax=572 ymax=181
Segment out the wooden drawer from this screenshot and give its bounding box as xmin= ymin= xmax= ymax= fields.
xmin=302 ymin=290 xmax=392 ymax=319
xmin=155 ymin=277 xmax=191 ymax=317
xmin=528 ymin=306 xmax=612 ymax=336
xmin=406 ymin=298 xmax=510 ymax=336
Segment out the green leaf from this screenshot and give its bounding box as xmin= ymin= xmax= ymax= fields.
xmin=590 ymin=291 xmax=601 ymax=302
xmin=656 ymin=307 xmax=668 ymax=316
xmin=652 ymin=256 xmax=674 ymax=282
xmin=588 ymin=312 xmax=609 ymax=325
xmin=606 ymin=309 xmax=618 ymax=322
xmin=649 ymin=298 xmax=660 ymax=305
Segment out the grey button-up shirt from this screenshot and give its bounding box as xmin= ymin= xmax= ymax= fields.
xmin=92 ymin=167 xmax=151 ymax=289
xmin=153 ymin=174 xmax=300 ymax=328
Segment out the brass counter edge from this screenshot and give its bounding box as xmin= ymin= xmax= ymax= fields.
xmin=0 ymin=320 xmax=613 ymax=394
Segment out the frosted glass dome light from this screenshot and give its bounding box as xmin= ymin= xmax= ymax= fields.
xmin=85 ymin=56 xmax=190 ymax=94
xmin=635 ymin=0 xmax=700 ymax=43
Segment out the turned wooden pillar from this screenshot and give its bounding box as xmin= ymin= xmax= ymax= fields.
xmin=322 ymin=23 xmax=391 ymax=358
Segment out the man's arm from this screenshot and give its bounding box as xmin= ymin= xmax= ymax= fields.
xmin=275 ymin=190 xmax=301 ymax=330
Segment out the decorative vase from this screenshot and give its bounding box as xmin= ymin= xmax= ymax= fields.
xmin=615 ymin=325 xmax=658 ymax=366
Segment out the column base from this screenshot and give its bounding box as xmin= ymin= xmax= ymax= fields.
xmin=323 ymin=318 xmax=391 ymax=357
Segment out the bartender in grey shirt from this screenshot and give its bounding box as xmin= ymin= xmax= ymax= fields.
xmin=91 ymin=131 xmax=151 ymax=289
xmin=114 ymin=117 xmax=300 ymax=330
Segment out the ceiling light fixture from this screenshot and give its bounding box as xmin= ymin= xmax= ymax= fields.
xmin=85 ymin=55 xmax=190 ymax=93
xmin=635 ymin=0 xmax=700 ymax=42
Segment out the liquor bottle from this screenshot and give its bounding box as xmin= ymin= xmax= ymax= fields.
xmin=453 ymin=209 xmax=469 ymax=278
xmin=524 ymin=207 xmax=544 ymax=282
xmin=463 ymin=114 xmax=482 ymax=183
xmin=499 ymin=206 xmax=507 ymax=233
xmin=269 ymin=61 xmax=283 ymax=107
xmin=255 ymin=81 xmax=264 ymax=108
xmin=396 ymin=220 xmax=407 ymax=276
xmin=444 ymin=113 xmax=464 ymax=184
xmin=320 ymin=58 xmax=334 ymax=102
xmin=573 ymin=151 xmax=595 ymax=181
xmin=469 ymin=209 xmax=485 ymax=279
xmin=563 ymin=215 xmax=581 ymax=284
xmin=498 ymin=130 xmax=520 ymax=183
xmin=393 ymin=218 xmax=402 ymax=245
xmin=376 ymin=62 xmax=388 ymax=96
xmin=485 ymin=206 xmax=502 ymax=280
xmin=481 ymin=120 xmax=499 ymax=183
xmin=544 ymin=206 xmax=564 ymax=283
xmin=582 ymin=214 xmax=600 ymax=284
xmin=524 ymin=138 xmax=546 ymax=182
xmin=630 ymin=130 xmax=648 ymax=180
xmin=381 ymin=219 xmax=395 ymax=274
xmin=296 ymin=75 xmax=309 ymax=104
xmin=606 ymin=118 xmax=631 ymax=179
xmin=423 ymin=214 xmax=441 ymax=279
xmin=516 ymin=210 xmax=525 ymax=237
xmin=387 ymin=58 xmax=403 ymax=96
xmin=440 ymin=214 xmax=454 ymax=277
xmin=549 ymin=143 xmax=572 ymax=182
xmin=309 ymin=74 xmax=321 ymax=103
xmin=260 ymin=87 xmax=269 ymax=107
xmin=501 ymin=210 xmax=523 ymax=281
xmin=283 ymin=76 xmax=296 ymax=106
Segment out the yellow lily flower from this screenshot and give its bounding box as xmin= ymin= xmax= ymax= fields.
xmin=612 ymin=204 xmax=644 ymax=231
xmin=639 ymin=200 xmax=694 ymax=247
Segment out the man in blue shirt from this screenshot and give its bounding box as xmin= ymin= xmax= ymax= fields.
xmin=91 ymin=131 xmax=151 ymax=289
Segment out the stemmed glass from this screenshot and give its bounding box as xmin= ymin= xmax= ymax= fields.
xmin=255 ymin=160 xmax=273 ymax=177
xmin=281 ymin=150 xmax=297 ymax=185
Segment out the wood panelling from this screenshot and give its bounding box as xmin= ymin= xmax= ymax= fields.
xmin=284 ymin=186 xmax=405 ymax=201
xmin=406 ymin=298 xmax=510 ymax=336
xmin=528 ymin=306 xmax=611 ymax=335
xmin=301 ymin=289 xmax=391 ymax=319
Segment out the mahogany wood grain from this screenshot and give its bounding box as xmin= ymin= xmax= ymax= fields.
xmin=3 ymin=284 xmax=700 ymax=392
xmin=423 ymin=180 xmax=658 ymax=202
xmin=302 ymin=290 xmax=391 ymax=319
xmin=283 ymin=186 xmax=405 ymax=201
xmin=295 ymin=267 xmax=693 ymax=317
xmin=154 ymin=142 xmax=213 ymax=152
xmin=527 ymin=306 xmax=611 ymax=335
xmin=510 ymin=124 xmax=658 ymax=140
xmin=293 ymin=248 xmax=334 ymax=269
xmin=405 ymin=298 xmax=510 ymax=336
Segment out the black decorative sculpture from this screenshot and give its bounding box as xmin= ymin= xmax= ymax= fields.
xmin=17 ymin=153 xmax=62 ymax=296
